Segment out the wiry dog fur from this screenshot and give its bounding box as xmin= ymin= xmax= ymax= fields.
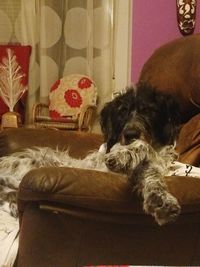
xmin=0 ymin=83 xmax=181 ymax=225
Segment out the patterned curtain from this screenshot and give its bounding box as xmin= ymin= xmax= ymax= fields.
xmin=0 ymin=0 xmax=114 ymax=132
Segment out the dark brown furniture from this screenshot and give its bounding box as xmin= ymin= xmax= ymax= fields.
xmin=2 ymin=117 xmax=200 ymax=267
xmin=1 ymin=34 xmax=200 ymax=267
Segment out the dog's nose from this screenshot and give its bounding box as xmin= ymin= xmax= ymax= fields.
xmin=122 ymin=128 xmax=141 ymax=145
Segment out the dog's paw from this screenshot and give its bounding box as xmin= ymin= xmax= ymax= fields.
xmin=143 ymin=191 xmax=164 ymax=214
xmin=154 ymin=193 xmax=181 ymax=225
xmin=143 ymin=191 xmax=180 ymax=225
xmin=104 ymin=148 xmax=132 ymax=173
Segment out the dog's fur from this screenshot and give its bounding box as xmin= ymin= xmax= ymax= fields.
xmin=0 ymin=83 xmax=181 ymax=225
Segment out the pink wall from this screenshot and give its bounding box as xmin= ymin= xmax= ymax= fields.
xmin=131 ymin=0 xmax=200 ymax=83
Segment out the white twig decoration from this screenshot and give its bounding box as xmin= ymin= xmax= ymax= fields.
xmin=0 ymin=49 xmax=27 ymax=112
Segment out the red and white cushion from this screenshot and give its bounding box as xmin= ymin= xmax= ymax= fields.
xmin=49 ymin=74 xmax=97 ymax=120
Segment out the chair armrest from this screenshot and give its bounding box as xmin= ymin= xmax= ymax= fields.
xmin=17 ymin=166 xmax=200 ymax=224
xmin=18 ymin=166 xmax=130 ymax=210
xmin=17 ymin=166 xmax=135 ymax=219
xmin=78 ymin=104 xmax=96 ymax=131
xmin=32 ymin=103 xmax=49 ymax=123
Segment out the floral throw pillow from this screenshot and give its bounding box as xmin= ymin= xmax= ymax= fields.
xmin=49 ymin=74 xmax=97 ymax=120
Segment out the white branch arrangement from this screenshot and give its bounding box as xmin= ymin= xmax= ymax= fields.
xmin=0 ymin=48 xmax=27 ymax=112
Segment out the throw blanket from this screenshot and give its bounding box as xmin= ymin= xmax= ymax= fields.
xmin=0 ymin=210 xmax=19 ymax=267
xmin=168 ymin=161 xmax=200 ymax=178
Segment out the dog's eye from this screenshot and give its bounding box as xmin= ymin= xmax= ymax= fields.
xmin=137 ymin=106 xmax=148 ymax=113
xmin=118 ymin=106 xmax=129 ymax=115
xmin=138 ymin=104 xmax=157 ymax=115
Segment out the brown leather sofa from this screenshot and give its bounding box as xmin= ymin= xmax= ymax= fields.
xmin=2 ymin=116 xmax=199 ymax=267
xmin=1 ymin=34 xmax=200 ymax=267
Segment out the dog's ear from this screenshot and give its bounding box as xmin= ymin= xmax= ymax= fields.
xmin=100 ymin=87 xmax=135 ymax=151
xmin=136 ymin=83 xmax=180 ymax=145
xmin=100 ymin=102 xmax=118 ymax=151
xmin=152 ymin=89 xmax=181 ymax=145
xmin=163 ymin=94 xmax=181 ymax=144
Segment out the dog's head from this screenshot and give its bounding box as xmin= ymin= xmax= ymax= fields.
xmin=100 ymin=83 xmax=180 ymax=151
xmin=100 ymin=87 xmax=135 ymax=152
xmin=121 ymin=83 xmax=181 ymax=148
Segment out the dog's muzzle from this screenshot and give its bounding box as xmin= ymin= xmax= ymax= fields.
xmin=121 ymin=128 xmax=141 ymax=145
xmin=120 ymin=116 xmax=152 ymax=146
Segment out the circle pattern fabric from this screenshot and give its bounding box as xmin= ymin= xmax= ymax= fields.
xmin=0 ymin=10 xmax=13 ymax=43
xmin=0 ymin=1 xmax=112 ymax=132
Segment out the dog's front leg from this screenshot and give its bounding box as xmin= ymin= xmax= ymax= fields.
xmin=130 ymin=161 xmax=181 ymax=225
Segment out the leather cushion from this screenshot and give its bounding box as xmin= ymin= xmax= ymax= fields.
xmin=176 ymin=113 xmax=200 ymax=166
xmin=0 ymin=128 xmax=103 ymax=159
xmin=139 ymin=34 xmax=200 ymax=122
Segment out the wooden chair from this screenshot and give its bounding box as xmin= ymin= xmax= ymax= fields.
xmin=32 ymin=74 xmax=97 ymax=131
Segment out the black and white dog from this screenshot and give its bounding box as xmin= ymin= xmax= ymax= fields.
xmin=0 ymin=83 xmax=181 ymax=225
xmin=100 ymin=83 xmax=181 ymax=225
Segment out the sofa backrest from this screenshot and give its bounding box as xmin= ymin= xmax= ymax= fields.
xmin=0 ymin=128 xmax=103 ymax=159
xmin=139 ymin=34 xmax=200 ymax=123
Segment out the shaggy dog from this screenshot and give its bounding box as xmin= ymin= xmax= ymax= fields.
xmin=0 ymin=83 xmax=181 ymax=225
xmin=100 ymin=83 xmax=181 ymax=224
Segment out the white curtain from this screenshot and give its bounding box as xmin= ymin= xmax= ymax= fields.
xmin=0 ymin=0 xmax=115 ymax=132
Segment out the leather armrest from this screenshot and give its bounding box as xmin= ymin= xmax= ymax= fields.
xmin=19 ymin=167 xmax=158 ymax=224
xmin=18 ymin=167 xmax=200 ymax=221
xmin=18 ymin=167 xmax=135 ymax=215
